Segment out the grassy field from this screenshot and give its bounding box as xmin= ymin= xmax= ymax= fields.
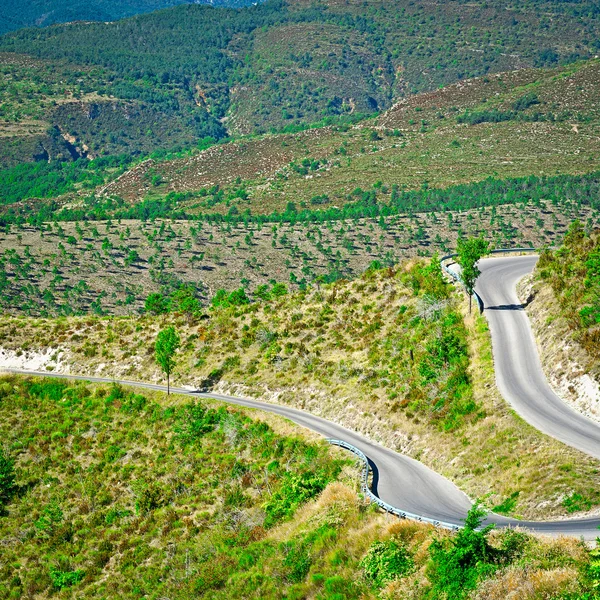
xmin=2 ymin=261 xmax=600 ymax=521
xmin=1 ymin=375 xmax=598 ymax=599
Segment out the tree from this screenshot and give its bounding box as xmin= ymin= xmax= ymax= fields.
xmin=155 ymin=326 xmax=180 ymax=395
xmin=456 ymin=236 xmax=491 ymax=313
xmin=145 ymin=293 xmax=168 ymax=315
xmin=0 ymin=448 xmax=16 ymax=509
xmin=428 ymin=503 xmax=499 ymax=599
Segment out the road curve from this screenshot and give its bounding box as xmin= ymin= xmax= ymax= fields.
xmin=476 ymin=255 xmax=600 ymax=460
xmin=3 ymin=367 xmax=600 ymax=539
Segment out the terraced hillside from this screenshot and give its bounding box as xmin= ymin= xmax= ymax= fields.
xmin=0 ymin=198 xmax=597 ymax=316
xmin=4 ymin=58 xmax=598 ymax=218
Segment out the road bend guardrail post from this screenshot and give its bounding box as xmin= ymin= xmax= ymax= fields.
xmin=326 ymin=438 xmax=460 ymax=531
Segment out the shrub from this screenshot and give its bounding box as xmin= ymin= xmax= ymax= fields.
xmin=361 ymin=538 xmax=414 ymax=587
xmin=512 ymin=92 xmax=540 ymax=112
xmin=0 ymin=448 xmax=16 ymax=507
xmin=282 ymin=539 xmax=312 ymax=583
xmin=427 ymin=504 xmax=500 ymax=599
xmin=212 ymin=287 xmax=250 ymax=308
xmin=562 ymin=492 xmax=592 ymax=513
xmin=134 ymin=481 xmax=165 ymax=515
xmin=176 ymin=401 xmax=222 ymax=444
xmin=263 ymin=471 xmax=330 ymax=527
xmin=144 ymin=292 xmax=169 ymax=315
xmin=49 ymin=568 xmax=84 ymax=590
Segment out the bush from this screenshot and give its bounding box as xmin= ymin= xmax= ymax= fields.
xmin=176 ymin=401 xmax=222 ymax=444
xmin=49 ymin=568 xmax=84 ymax=590
xmin=427 ymin=504 xmax=499 ymax=599
xmin=144 ymin=292 xmax=169 ymax=315
xmin=361 ymin=538 xmax=414 ymax=587
xmin=0 ymin=448 xmax=16 ymax=507
xmin=134 ymin=481 xmax=165 ymax=515
xmin=263 ymin=471 xmax=330 ymax=527
xmin=212 ymin=287 xmax=250 ymax=308
xmin=282 ymin=539 xmax=312 ymax=583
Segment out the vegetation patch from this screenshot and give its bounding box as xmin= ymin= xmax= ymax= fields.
xmin=0 ymin=375 xmax=598 ymax=598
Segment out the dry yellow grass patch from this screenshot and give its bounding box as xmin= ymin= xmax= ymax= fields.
xmin=474 ymin=566 xmax=581 ymax=599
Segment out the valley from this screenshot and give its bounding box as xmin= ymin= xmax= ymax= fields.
xmin=1 ymin=0 xmax=600 ymax=597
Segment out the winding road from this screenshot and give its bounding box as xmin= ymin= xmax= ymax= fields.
xmin=476 ymin=255 xmax=600 ymax=460
xmin=4 ymin=256 xmax=600 ymax=539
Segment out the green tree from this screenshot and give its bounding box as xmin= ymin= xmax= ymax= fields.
xmin=145 ymin=292 xmax=169 ymax=315
xmin=0 ymin=448 xmax=16 ymax=509
xmin=155 ymin=326 xmax=180 ymax=395
xmin=170 ymin=286 xmax=201 ymax=320
xmin=456 ymin=236 xmax=491 ymax=313
xmin=427 ymin=503 xmax=499 ymax=599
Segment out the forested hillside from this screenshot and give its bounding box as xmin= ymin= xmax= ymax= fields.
xmin=2 ymin=0 xmax=600 ymax=167
xmin=0 ymin=0 xmax=262 ymax=36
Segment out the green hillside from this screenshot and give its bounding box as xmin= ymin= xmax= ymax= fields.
xmin=2 ymin=0 xmax=600 ymax=167
xmin=1 ymin=375 xmax=598 ymax=598
xmin=2 ymin=2 xmax=600 ymax=597
xmin=3 ymin=259 xmax=600 ymax=522
xmin=537 ymin=223 xmax=600 ymax=363
xmin=0 ymin=0 xmax=263 ymax=36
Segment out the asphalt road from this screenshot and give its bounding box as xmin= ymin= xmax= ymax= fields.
xmin=476 ymin=255 xmax=600 ymax=460
xmin=3 ymin=255 xmax=600 ymax=538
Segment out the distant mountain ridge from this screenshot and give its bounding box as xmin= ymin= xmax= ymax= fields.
xmin=1 ymin=0 xmax=600 ymax=168
xmin=0 ymin=0 xmax=263 ymax=35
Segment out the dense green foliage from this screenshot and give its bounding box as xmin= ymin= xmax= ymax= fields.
xmin=427 ymin=505 xmax=501 ymax=599
xmin=3 ymin=169 xmax=600 ymax=229
xmin=360 ymin=538 xmax=414 ymax=588
xmin=0 ymin=376 xmax=346 ymax=598
xmin=456 ymin=93 xmax=546 ymax=125
xmin=0 ymin=156 xmax=134 ymax=205
xmin=0 ymin=447 xmax=16 ymax=509
xmin=0 ymin=0 xmax=262 ymax=35
xmin=537 ymin=222 xmax=600 ymax=358
xmin=456 ymin=236 xmax=491 ymax=313
xmin=2 ymin=0 xmax=600 ymax=145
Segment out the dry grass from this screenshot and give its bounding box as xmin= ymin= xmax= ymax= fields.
xmin=474 ymin=566 xmax=581 ymax=599
xmin=518 ymin=273 xmax=600 ymax=423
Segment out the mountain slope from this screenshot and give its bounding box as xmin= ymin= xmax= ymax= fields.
xmin=92 ymin=58 xmax=600 ymax=214
xmin=1 ymin=0 xmax=600 ymax=166
xmin=0 ymin=0 xmax=263 ymax=36
xmin=2 ymin=260 xmax=600 ymax=521
xmin=1 ymin=375 xmax=596 ymax=598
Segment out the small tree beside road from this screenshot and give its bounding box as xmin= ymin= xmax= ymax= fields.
xmin=155 ymin=326 xmax=180 ymax=395
xmin=456 ymin=236 xmax=491 ymax=313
